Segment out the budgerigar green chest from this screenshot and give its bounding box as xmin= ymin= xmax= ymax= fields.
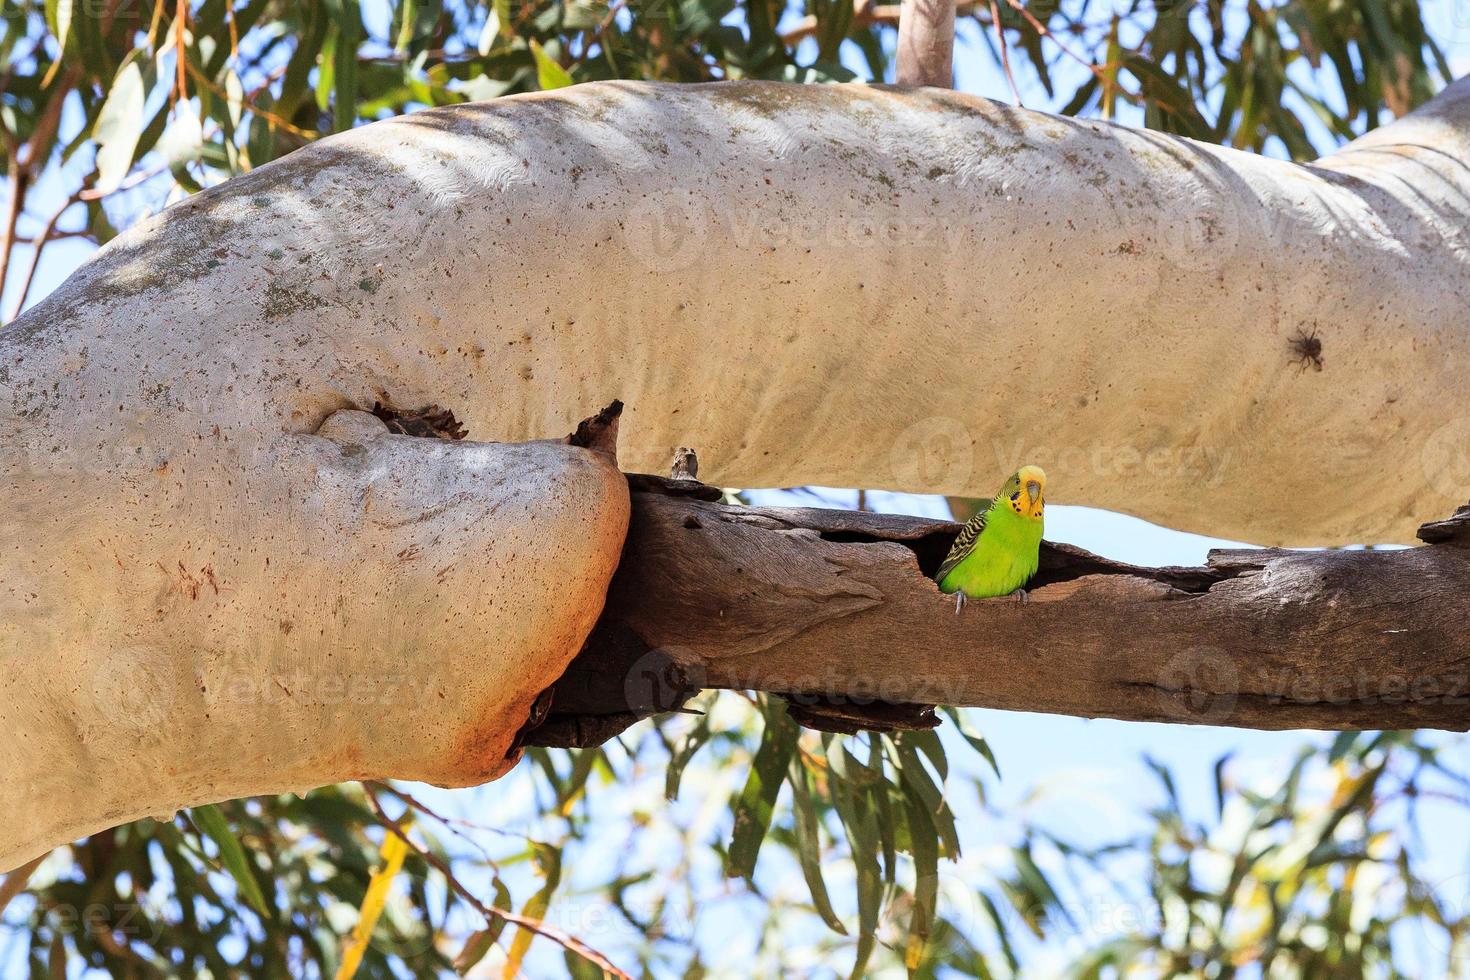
xmin=937 ymin=506 xmax=1043 ymax=599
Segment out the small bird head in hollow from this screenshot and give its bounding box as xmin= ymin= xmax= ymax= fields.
xmin=1004 ymin=465 xmax=1047 ymax=521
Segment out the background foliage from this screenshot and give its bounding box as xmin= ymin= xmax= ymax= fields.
xmin=1 ymin=0 xmax=1467 ymax=977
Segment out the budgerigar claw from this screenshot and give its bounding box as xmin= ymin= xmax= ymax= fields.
xmin=1013 ymin=588 xmax=1029 ymax=604
xmin=954 ymin=591 xmax=967 ymax=615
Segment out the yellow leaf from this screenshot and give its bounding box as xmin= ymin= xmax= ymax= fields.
xmin=502 ymin=845 xmax=561 ymax=979
xmin=335 ymin=824 xmax=412 ymax=980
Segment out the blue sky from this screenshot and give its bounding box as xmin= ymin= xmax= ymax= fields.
xmin=5 ymin=4 xmax=1470 ymax=975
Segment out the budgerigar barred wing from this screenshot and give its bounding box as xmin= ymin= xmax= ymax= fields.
xmin=935 ymin=507 xmax=989 ymax=583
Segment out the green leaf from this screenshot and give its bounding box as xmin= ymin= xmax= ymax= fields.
xmin=315 ymin=29 xmax=336 ymax=114
xmin=1144 ymin=755 xmax=1179 ymax=810
xmin=665 ymin=710 xmax=713 ymax=802
xmin=1012 ymin=841 xmax=1074 ymax=931
xmin=1018 ymin=24 xmax=1053 ymax=98
xmin=942 ymin=707 xmax=1000 ymax=778
xmin=892 ymin=736 xmax=960 ymax=859
xmin=158 ymin=101 xmax=205 ymax=171
xmin=812 ymin=0 xmax=855 ymax=63
xmin=478 ymin=6 xmax=500 ymax=55
xmin=902 ymin=787 xmax=940 ymax=972
xmin=395 ymin=0 xmax=419 ymax=53
xmin=979 ymin=891 xmax=1021 ymax=971
xmin=871 ymin=738 xmax=897 ymax=883
xmin=556 ymin=748 xmax=601 ymax=814
xmin=503 ymin=843 xmax=562 ymax=976
xmin=92 ymin=55 xmax=147 ymax=194
xmin=904 ymin=728 xmax=948 ymax=782
xmin=1123 ymin=54 xmax=1214 ymax=141
xmin=1334 ymin=731 xmax=1364 ymax=764
xmin=1213 ymin=752 xmax=1232 ymax=819
xmin=529 ymin=39 xmax=573 ymax=90
xmin=453 ymin=877 xmax=512 ymax=974
xmin=787 ymin=754 xmax=847 ymax=935
xmin=46 ymin=0 xmax=73 ymax=57
xmin=331 ymin=0 xmax=361 ymax=132
xmin=850 ymin=26 xmax=888 ymax=83
xmin=565 ymin=948 xmax=606 ymax=980
xmin=189 ymin=804 xmax=271 ymax=919
xmin=831 ymin=745 xmax=883 ymax=980
xmin=726 ymin=697 xmax=798 ymax=880
xmin=1060 ymin=76 xmax=1099 ymax=117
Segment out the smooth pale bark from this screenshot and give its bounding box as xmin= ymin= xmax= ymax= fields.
xmin=6 ymin=77 xmax=1470 ymax=868
xmin=0 ymin=414 xmax=628 ymax=872
xmin=8 ymin=80 xmax=1468 ymax=544
xmin=896 ymin=0 xmax=956 ymax=87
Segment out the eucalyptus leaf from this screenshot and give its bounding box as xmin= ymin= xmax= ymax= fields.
xmin=92 ymin=56 xmax=148 ymax=194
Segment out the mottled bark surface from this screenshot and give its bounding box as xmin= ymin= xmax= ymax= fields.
xmin=528 ymin=478 xmax=1470 ymax=742
xmin=0 ymin=414 xmax=629 ymax=873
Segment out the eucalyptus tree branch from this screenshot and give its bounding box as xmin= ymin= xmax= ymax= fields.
xmin=527 ymin=479 xmax=1470 ymax=744
xmin=7 ymin=79 xmax=1469 ymax=542
xmin=6 ymin=77 xmax=1470 ymax=870
xmin=0 ymin=854 xmax=45 ymax=916
xmin=896 ymin=0 xmax=957 ymax=86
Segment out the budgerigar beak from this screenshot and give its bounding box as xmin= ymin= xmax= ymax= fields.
xmin=1026 ymin=481 xmax=1041 ymax=506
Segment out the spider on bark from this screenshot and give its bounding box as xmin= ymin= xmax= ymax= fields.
xmin=1288 ymin=328 xmax=1324 ymax=372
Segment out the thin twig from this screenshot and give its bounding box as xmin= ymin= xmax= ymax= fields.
xmin=781 ymin=0 xmax=904 ymax=45
xmin=360 ymin=784 xmax=633 ymax=979
xmin=246 ymin=62 xmax=290 ymax=103
xmin=989 ymin=0 xmax=1022 ymax=104
xmin=362 ymin=780 xmax=512 ymax=864
xmin=0 ymin=852 xmax=46 ymax=916
xmin=146 ymin=0 xmax=167 ymax=49
xmin=1001 ymin=0 xmax=1111 ymax=83
xmin=20 ymin=71 xmax=76 ymax=173
xmin=174 ymin=0 xmax=189 ymax=104
xmin=6 ymin=230 xmax=89 ymax=244
xmin=7 ymin=191 xmax=80 ymax=321
xmin=186 ymin=60 xmax=319 ymax=140
xmin=0 ymin=157 xmax=29 ymax=304
xmin=79 ymin=164 xmax=168 ymax=201
xmin=567 ymin=0 xmax=630 ymax=67
xmin=599 ymin=0 xmax=631 ymax=33
xmin=225 ymin=0 xmax=240 ymax=64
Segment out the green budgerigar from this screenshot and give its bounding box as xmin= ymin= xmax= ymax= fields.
xmin=935 ymin=465 xmax=1046 ymax=613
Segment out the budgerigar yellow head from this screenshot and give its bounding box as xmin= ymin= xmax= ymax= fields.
xmin=1000 ymin=465 xmax=1046 ymax=522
